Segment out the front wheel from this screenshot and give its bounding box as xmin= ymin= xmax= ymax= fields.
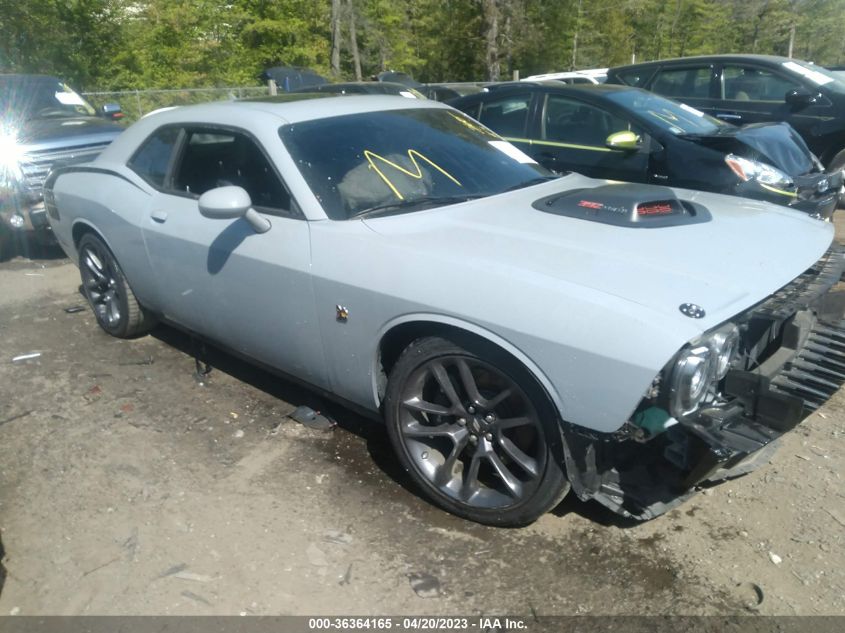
xmin=384 ymin=336 xmax=569 ymax=526
xmin=78 ymin=233 xmax=156 ymax=338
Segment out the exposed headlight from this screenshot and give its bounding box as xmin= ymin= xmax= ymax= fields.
xmin=710 ymin=324 xmax=740 ymax=380
xmin=670 ymin=345 xmax=714 ymax=416
xmin=668 ymin=324 xmax=741 ymax=417
xmin=725 ymin=154 xmax=793 ymax=189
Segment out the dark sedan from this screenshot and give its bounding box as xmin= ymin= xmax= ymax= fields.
xmin=450 ymin=83 xmax=841 ymax=219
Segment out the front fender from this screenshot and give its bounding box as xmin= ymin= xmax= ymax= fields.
xmin=373 ymin=313 xmax=566 ymax=420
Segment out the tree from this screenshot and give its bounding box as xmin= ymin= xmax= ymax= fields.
xmin=3 ymin=0 xmax=845 ymax=90
xmin=331 ymin=0 xmax=342 ymax=76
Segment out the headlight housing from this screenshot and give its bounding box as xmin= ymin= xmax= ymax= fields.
xmin=668 ymin=323 xmax=740 ymax=417
xmin=670 ymin=345 xmax=714 ymax=416
xmin=710 ymin=325 xmax=740 ymax=380
xmin=724 ymin=154 xmax=793 ymax=189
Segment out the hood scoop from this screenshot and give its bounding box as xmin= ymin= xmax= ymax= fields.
xmin=533 ymin=183 xmax=711 ymax=228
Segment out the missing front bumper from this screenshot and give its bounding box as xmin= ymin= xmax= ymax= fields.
xmin=563 ymin=315 xmax=845 ymax=521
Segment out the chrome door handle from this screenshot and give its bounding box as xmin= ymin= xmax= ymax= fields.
xmin=151 ymin=210 xmax=168 ymax=223
xmin=716 ymin=113 xmax=742 ymax=121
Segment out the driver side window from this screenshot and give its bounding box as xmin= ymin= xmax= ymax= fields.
xmin=543 ymin=95 xmax=642 ymax=148
xmin=722 ymin=65 xmax=801 ymax=102
xmin=172 ymin=128 xmax=293 ymax=213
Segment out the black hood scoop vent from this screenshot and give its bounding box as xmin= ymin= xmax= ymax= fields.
xmin=533 ymin=183 xmax=712 ymax=228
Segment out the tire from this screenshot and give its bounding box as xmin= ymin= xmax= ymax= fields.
xmin=384 ymin=336 xmax=570 ymax=526
xmin=78 ymin=233 xmax=156 ymax=338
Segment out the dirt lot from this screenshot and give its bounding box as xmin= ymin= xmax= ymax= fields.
xmin=0 ymin=232 xmax=844 ymax=617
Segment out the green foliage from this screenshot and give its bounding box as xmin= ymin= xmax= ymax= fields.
xmin=1 ymin=0 xmax=845 ymax=90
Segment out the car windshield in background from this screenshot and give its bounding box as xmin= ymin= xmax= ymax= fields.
xmin=782 ymin=60 xmax=845 ymax=94
xmin=603 ymin=89 xmax=729 ymax=136
xmin=280 ymin=108 xmax=552 ymax=220
xmin=0 ymin=77 xmax=97 ymax=121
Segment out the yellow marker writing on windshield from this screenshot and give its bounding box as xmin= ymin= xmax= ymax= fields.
xmin=364 ymin=149 xmax=462 ymax=200
xmin=448 ymin=111 xmax=495 ymax=137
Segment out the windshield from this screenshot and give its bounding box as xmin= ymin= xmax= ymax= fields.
xmin=602 ymin=89 xmax=729 ymax=136
xmin=280 ymin=108 xmax=552 ymax=220
xmin=0 ymin=76 xmax=97 ymax=121
xmin=781 ymin=60 xmax=845 ymax=94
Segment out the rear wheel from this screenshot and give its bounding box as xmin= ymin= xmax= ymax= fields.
xmin=384 ymin=336 xmax=569 ymax=526
xmin=78 ymin=233 xmax=155 ymax=338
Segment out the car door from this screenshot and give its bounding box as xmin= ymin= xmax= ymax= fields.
xmin=530 ymin=92 xmax=650 ymax=182
xmin=717 ymin=63 xmax=835 ymax=153
xmin=646 ymin=63 xmax=719 ymax=116
xmin=140 ymin=125 xmax=329 ymax=389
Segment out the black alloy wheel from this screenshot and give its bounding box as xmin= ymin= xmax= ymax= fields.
xmin=78 ymin=233 xmax=155 ymax=338
xmin=385 ymin=336 xmax=569 ymax=526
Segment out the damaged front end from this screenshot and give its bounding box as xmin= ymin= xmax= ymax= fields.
xmin=563 ymin=244 xmax=845 ymax=520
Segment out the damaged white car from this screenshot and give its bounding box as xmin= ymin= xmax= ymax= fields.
xmin=45 ymin=95 xmax=845 ymax=525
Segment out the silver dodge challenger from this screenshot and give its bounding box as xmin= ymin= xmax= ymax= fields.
xmin=45 ymin=95 xmax=845 ymax=526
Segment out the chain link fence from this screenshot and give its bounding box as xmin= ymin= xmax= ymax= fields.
xmin=81 ymin=86 xmax=272 ymax=123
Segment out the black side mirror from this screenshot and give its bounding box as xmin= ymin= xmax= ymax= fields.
xmin=785 ymin=88 xmax=819 ymax=109
xmin=101 ymin=103 xmax=124 ymax=121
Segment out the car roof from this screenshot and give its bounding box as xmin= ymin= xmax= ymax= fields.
xmin=523 ymin=68 xmax=608 ymax=82
xmin=140 ymin=94 xmax=448 ymax=126
xmin=101 ymin=95 xmax=453 ymax=166
xmin=458 ymin=82 xmax=641 ymax=99
xmin=539 ymin=83 xmax=638 ymax=96
xmin=299 ymin=81 xmax=419 ymax=94
xmin=609 ymin=53 xmax=800 ymax=73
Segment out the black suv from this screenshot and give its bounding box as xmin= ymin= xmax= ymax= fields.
xmin=449 ymin=82 xmax=841 ymax=219
xmin=606 ymin=55 xmax=845 ymax=174
xmin=0 ymin=75 xmax=124 ymax=257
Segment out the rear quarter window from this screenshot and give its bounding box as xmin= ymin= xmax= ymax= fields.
xmin=613 ymin=69 xmax=652 ymax=87
xmin=477 ymin=93 xmax=532 ymax=138
xmin=128 ymin=127 xmax=181 ymax=188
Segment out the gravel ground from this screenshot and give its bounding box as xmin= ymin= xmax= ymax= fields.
xmin=0 ymin=224 xmax=843 ymax=617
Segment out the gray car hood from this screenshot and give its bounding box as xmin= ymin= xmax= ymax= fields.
xmin=363 ymin=176 xmax=833 ymax=334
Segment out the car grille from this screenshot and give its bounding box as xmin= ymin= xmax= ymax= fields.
xmin=751 ymin=243 xmax=845 ymax=321
xmin=19 ymin=142 xmax=112 ymax=199
xmin=771 ymin=321 xmax=845 ymax=411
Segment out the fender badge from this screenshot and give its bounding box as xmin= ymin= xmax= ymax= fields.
xmin=336 ymin=305 xmax=349 ymax=322
xmin=679 ymin=303 xmax=706 ymax=319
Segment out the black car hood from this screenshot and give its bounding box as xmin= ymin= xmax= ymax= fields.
xmin=682 ymin=122 xmax=816 ymax=177
xmin=12 ymin=116 xmax=123 ymax=145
